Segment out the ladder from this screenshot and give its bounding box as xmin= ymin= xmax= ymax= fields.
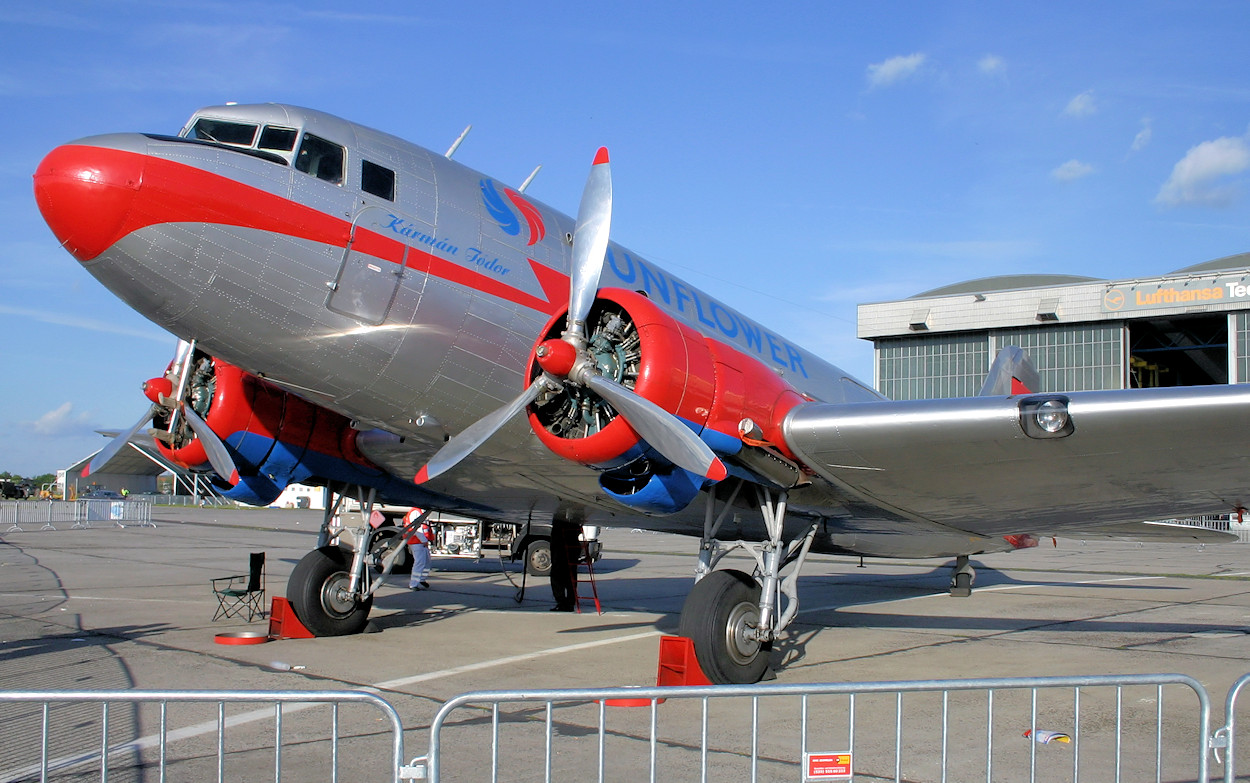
xmin=571 ymin=542 xmax=600 ymax=614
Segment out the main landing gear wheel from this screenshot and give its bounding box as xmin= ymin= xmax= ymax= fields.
xmin=679 ymin=569 xmax=771 ymax=684
xmin=287 ymin=546 xmax=374 ymax=636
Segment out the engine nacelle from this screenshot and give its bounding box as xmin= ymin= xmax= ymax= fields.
xmin=152 ymin=358 xmax=389 ymax=506
xmin=526 ymin=288 xmax=807 ymax=512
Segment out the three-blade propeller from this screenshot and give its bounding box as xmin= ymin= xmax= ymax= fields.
xmin=86 ymin=339 xmax=239 ymax=485
xmin=415 ymin=148 xmax=726 ymax=485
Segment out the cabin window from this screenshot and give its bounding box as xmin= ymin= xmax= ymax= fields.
xmin=189 ymin=118 xmax=257 ymax=146
xmin=361 ymin=160 xmax=395 ymax=201
xmin=295 ymin=133 xmax=345 ymax=185
xmin=258 ymin=126 xmax=297 ymax=152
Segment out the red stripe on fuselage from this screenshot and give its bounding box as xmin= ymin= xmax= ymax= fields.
xmin=52 ymin=144 xmax=566 ymax=317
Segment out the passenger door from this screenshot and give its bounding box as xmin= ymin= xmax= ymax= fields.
xmin=325 ymin=206 xmax=413 ymax=325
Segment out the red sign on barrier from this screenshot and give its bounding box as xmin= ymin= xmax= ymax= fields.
xmin=805 ymin=752 xmax=852 ymax=779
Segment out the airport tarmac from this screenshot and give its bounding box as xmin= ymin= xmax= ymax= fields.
xmin=4 ymin=506 xmax=1250 ymax=780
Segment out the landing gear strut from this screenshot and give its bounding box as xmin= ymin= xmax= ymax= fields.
xmin=286 ymin=486 xmax=428 ymax=635
xmin=679 ymin=483 xmax=819 ymax=684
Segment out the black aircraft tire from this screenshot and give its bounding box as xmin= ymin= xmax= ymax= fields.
xmin=679 ymin=569 xmax=772 ymax=684
xmin=526 ymin=539 xmax=552 ymax=576
xmin=287 ymin=547 xmax=374 ymax=636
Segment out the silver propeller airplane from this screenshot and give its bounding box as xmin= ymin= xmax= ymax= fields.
xmin=33 ymin=104 xmax=1250 ymax=684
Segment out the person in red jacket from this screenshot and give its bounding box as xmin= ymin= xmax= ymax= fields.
xmin=403 ymin=508 xmax=433 ymax=590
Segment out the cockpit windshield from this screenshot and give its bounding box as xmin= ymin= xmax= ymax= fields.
xmin=182 ymin=117 xmax=299 ymax=166
xmin=176 ymin=109 xmax=353 ymax=190
xmin=189 ymin=118 xmax=257 ymax=146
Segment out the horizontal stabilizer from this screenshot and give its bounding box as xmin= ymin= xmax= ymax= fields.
xmin=979 ymin=345 xmax=1039 ymax=396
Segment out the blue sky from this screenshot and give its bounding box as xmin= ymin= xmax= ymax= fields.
xmin=3 ymin=1 xmax=1250 ymax=475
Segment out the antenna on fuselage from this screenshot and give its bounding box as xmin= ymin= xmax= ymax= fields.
xmin=444 ymin=125 xmax=471 ymax=159
xmin=518 ymin=165 xmax=542 ymax=193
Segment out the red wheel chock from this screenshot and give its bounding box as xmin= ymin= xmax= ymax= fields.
xmin=267 ymin=597 xmax=315 ymax=640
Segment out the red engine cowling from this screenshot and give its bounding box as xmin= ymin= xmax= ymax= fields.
xmin=150 ymin=357 xmax=370 ymax=478
xmin=526 ymin=288 xmax=806 ymax=469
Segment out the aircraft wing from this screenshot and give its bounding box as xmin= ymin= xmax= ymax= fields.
xmin=783 ymin=384 xmax=1250 ymax=538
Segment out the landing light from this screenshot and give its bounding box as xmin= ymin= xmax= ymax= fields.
xmin=1018 ymin=396 xmax=1074 ymax=439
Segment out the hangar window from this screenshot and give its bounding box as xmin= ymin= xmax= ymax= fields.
xmin=189 ymin=118 xmax=257 ymax=146
xmin=1237 ymin=313 xmax=1250 ymax=384
xmin=295 ymin=133 xmax=345 ymax=185
xmin=877 ymin=333 xmax=989 ymax=400
xmin=993 ymin=324 xmax=1124 ymax=391
xmin=361 ymin=160 xmax=395 ymax=201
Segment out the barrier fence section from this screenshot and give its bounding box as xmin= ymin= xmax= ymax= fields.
xmin=1 ymin=499 xmax=153 ymax=531
xmin=1215 ymin=672 xmax=1250 ymax=783
xmin=9 ymin=675 xmax=1250 ymax=782
xmin=0 ymin=689 xmax=405 ymax=783
xmin=414 ymin=673 xmax=1214 ymax=783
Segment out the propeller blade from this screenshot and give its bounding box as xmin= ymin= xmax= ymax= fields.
xmin=567 ymin=147 xmax=612 ymax=339
xmin=415 ymin=376 xmax=550 ymax=484
xmin=166 ymin=338 xmax=197 ymax=435
xmin=181 ymin=404 xmax=240 ymax=485
xmin=85 ymin=407 xmax=156 ymax=477
xmin=172 ymin=338 xmax=193 ymax=369
xmin=581 ymin=374 xmax=727 ymax=482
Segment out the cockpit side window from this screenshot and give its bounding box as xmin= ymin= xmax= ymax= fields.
xmin=189 ymin=119 xmax=257 ymax=146
xmin=258 ymin=126 xmax=297 ymax=152
xmin=295 ymin=133 xmax=345 ymax=185
xmin=361 ymin=160 xmax=395 ymax=201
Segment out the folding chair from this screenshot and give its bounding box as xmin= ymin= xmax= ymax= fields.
xmin=211 ymin=552 xmax=266 ymax=621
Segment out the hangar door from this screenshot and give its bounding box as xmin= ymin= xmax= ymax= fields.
xmin=1128 ymin=314 xmax=1228 ymax=388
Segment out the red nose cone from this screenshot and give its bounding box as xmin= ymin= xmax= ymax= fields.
xmin=143 ymin=377 xmax=173 ymax=404
xmin=535 ymin=339 xmax=577 ymax=377
xmin=33 ymin=144 xmax=144 ymax=262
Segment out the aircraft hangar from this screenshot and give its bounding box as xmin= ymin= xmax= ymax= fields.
xmin=858 ymin=252 xmax=1250 ymax=399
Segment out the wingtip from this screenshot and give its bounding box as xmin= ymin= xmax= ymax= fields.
xmin=593 ymin=147 xmax=610 ymax=166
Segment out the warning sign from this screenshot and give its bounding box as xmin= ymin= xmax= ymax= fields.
xmin=805 ymin=751 xmax=852 ymax=779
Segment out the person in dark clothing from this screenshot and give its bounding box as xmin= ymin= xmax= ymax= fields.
xmin=549 ymin=517 xmax=583 ymax=612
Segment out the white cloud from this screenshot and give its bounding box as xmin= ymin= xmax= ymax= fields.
xmin=866 ymin=53 xmax=926 ymax=89
xmin=1052 ymin=159 xmax=1095 ymax=181
xmin=26 ymin=402 xmax=92 ymax=437
xmin=833 ymin=238 xmax=1043 ymax=263
xmin=1130 ymin=118 xmax=1153 ymax=153
xmin=1155 ymin=134 xmax=1250 ymax=207
xmin=0 ymin=305 xmax=169 ymax=343
xmin=1063 ymin=90 xmax=1097 ymax=118
xmin=977 ymin=55 xmax=1006 ymax=76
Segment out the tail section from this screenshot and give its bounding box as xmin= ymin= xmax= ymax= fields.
xmin=979 ymin=346 xmax=1040 ymax=396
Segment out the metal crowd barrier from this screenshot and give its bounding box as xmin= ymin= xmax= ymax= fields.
xmin=10 ymin=674 xmax=1250 ymax=781
xmin=1 ymin=499 xmax=154 ymax=531
xmin=0 ymin=689 xmax=404 ymax=783
xmin=413 ymin=673 xmax=1215 ymax=783
xmin=1214 ymin=672 xmax=1250 ymax=782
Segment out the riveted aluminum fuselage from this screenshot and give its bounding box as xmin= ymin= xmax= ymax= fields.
xmin=57 ymin=104 xmax=886 ymax=541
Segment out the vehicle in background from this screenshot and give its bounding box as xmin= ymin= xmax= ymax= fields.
xmin=81 ymin=489 xmax=126 ymax=500
xmin=337 ymin=501 xmax=601 ymax=577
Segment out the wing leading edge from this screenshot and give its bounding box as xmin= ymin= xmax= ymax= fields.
xmin=783 ymin=384 xmax=1250 ymax=538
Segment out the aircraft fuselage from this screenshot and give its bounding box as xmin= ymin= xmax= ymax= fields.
xmin=34 ymin=103 xmax=886 ymax=537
